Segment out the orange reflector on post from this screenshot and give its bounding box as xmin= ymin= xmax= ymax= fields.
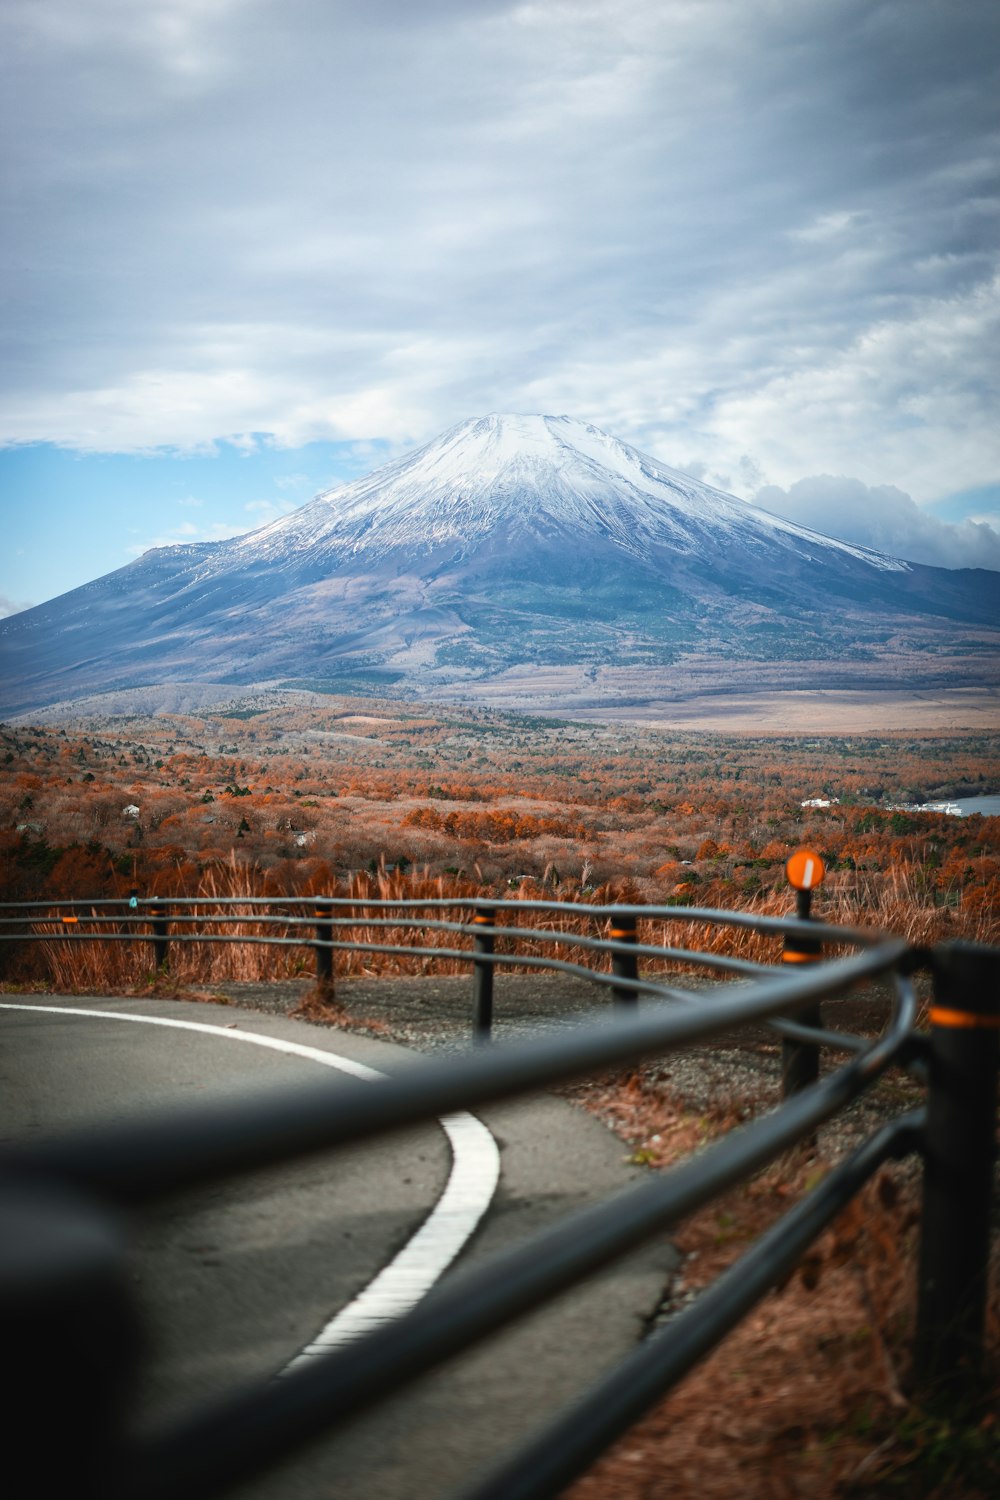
xmin=929 ymin=1006 xmax=1000 ymax=1030
xmin=786 ymin=848 xmax=826 ymax=891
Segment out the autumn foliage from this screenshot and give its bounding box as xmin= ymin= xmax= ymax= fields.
xmin=2 ymin=697 xmax=998 ymax=988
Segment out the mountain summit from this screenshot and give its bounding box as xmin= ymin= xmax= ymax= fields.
xmin=231 ymin=412 xmax=907 ymax=574
xmin=2 ymin=414 xmax=997 ymax=715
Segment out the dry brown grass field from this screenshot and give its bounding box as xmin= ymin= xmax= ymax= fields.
xmin=2 ymin=692 xmax=998 ymax=985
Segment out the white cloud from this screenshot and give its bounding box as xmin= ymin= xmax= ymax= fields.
xmin=754 ymin=476 xmax=1000 ymax=572
xmin=789 ymin=211 xmax=861 ymax=243
xmin=125 ymin=517 xmax=241 ymax=555
xmin=0 ymin=592 xmax=34 ymax=618
xmin=706 ymin=274 xmax=1000 ymax=501
xmin=244 ymin=497 xmax=299 ymax=523
xmin=10 ymin=0 xmax=244 ymax=88
xmin=0 ymin=0 xmax=997 ymax=513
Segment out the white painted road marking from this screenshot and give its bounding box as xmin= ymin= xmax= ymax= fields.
xmin=0 ymin=1003 xmax=501 ymax=1365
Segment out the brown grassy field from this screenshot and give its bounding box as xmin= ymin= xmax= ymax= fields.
xmin=582 ymin=688 xmax=1000 ymax=733
xmin=2 ymin=693 xmax=999 ymax=989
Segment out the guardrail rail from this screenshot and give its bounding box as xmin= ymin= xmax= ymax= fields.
xmin=1 ymin=881 xmax=997 ymax=1499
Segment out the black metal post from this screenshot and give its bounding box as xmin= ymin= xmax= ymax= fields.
xmin=781 ymin=887 xmax=822 ymax=1097
xmin=472 ymin=906 xmax=495 ymax=1042
xmin=610 ymin=918 xmax=639 ymax=1008
xmin=1 ymin=1179 xmax=139 ymax=1500
xmin=150 ymin=898 xmax=170 ymax=972
xmin=915 ymin=940 xmax=1000 ymax=1394
xmin=313 ymin=899 xmax=334 ymax=995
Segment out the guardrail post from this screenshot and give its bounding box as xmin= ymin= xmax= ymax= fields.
xmin=780 ymin=851 xmax=825 ymax=1098
xmin=150 ymin=898 xmax=170 ymax=972
xmin=313 ymin=898 xmax=335 ymax=996
xmin=472 ymin=906 xmax=496 ymax=1042
xmin=915 ymin=940 xmax=1000 ymax=1394
xmin=610 ymin=917 xmax=639 ymax=1008
xmin=2 ymin=1179 xmax=139 ymax=1500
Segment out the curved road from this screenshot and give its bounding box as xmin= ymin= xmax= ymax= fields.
xmin=1 ymin=995 xmax=675 ymax=1498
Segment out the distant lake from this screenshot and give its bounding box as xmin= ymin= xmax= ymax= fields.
xmin=915 ymin=795 xmax=1000 ymax=818
xmin=952 ymin=795 xmax=1000 ymax=817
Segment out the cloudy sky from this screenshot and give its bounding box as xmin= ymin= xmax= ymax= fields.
xmin=2 ymin=0 xmax=999 ymax=612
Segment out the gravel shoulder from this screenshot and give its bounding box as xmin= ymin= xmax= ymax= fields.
xmin=210 ymin=968 xmax=929 ymax=1162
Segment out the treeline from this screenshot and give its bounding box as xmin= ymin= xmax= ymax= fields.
xmin=402 ymin=806 xmax=590 ymax=843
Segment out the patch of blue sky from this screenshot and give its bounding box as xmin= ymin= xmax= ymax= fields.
xmin=927 ymin=484 xmax=1000 ymax=526
xmin=0 ymin=438 xmax=391 ymax=611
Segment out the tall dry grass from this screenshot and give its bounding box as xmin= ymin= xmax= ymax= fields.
xmin=644 ymin=862 xmax=992 ymax=972
xmin=8 ymin=856 xmax=996 ymax=994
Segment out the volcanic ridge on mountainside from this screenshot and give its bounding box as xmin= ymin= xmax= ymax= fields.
xmin=1 ymin=414 xmax=998 ymax=716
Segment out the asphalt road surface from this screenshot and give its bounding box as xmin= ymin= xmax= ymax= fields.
xmin=1 ymin=995 xmax=675 ymax=1499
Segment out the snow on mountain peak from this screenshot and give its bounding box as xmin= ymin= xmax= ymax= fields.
xmin=229 ymin=412 xmax=909 ymax=575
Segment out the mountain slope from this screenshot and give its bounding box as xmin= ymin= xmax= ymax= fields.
xmin=2 ymin=414 xmax=998 ymax=715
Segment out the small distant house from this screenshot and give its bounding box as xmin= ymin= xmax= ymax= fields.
xmin=801 ymin=797 xmax=840 ymax=809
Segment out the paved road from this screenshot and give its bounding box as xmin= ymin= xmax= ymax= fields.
xmin=1 ymin=995 xmax=675 ymax=1498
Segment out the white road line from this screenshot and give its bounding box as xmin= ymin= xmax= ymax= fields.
xmin=0 ymin=1003 xmax=501 ymax=1364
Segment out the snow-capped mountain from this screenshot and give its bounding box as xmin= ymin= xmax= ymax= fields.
xmin=230 ymin=413 xmax=907 ymax=574
xmin=2 ymin=414 xmax=997 ymax=715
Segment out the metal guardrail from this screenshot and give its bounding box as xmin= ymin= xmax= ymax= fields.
xmin=1 ymin=893 xmax=997 ymax=1500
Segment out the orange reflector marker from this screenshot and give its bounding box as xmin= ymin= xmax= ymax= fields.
xmin=929 ymin=1006 xmax=1000 ymax=1031
xmin=61 ymin=915 xmax=79 ymax=925
xmin=783 ymin=849 xmax=824 ymax=967
xmin=786 ymin=848 xmax=826 ymax=891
